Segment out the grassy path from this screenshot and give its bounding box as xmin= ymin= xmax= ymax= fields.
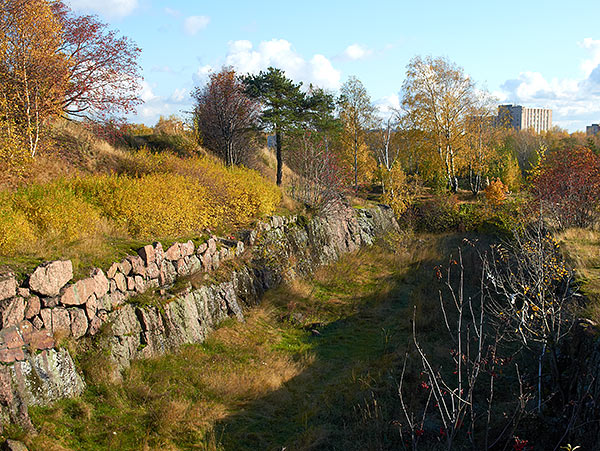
xmin=22 ymin=233 xmax=456 ymax=451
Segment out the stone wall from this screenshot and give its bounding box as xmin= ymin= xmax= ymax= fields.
xmin=0 ymin=201 xmax=398 ymax=430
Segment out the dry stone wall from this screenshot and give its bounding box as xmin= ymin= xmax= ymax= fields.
xmin=0 ymin=201 xmax=398 ymax=431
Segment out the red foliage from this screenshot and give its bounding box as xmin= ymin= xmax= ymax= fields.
xmin=532 ymin=146 xmax=600 ymax=228
xmin=52 ymin=1 xmax=142 ymax=119
xmin=192 ymin=67 xmax=261 ymax=166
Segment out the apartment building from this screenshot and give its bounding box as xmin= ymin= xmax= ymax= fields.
xmin=497 ymin=104 xmax=552 ymax=133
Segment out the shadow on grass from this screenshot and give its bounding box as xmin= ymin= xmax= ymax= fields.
xmin=213 ymin=234 xmax=486 ymax=451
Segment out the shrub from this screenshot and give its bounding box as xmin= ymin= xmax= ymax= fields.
xmin=484 ymin=178 xmax=508 ymax=207
xmin=382 ymin=164 xmax=412 ymax=217
xmin=532 ymin=146 xmax=600 ymax=229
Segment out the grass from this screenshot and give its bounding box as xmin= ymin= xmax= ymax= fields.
xmin=557 ymin=228 xmax=600 ymax=324
xmin=21 ymin=232 xmax=462 ymax=451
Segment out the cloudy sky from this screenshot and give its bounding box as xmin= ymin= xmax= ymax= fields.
xmin=67 ymin=0 xmax=600 ymax=132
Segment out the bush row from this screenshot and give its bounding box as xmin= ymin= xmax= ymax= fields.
xmin=0 ymin=152 xmax=281 ymax=255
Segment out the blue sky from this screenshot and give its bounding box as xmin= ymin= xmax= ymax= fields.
xmin=66 ymin=0 xmax=600 ymax=132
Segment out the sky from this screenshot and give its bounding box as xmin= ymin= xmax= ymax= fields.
xmin=66 ymin=0 xmax=600 ymax=132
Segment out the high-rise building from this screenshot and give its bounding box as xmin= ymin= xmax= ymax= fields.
xmin=497 ymin=104 xmax=552 ymax=133
xmin=587 ymin=124 xmax=600 ymax=136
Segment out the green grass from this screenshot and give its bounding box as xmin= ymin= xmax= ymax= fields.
xmin=20 ymin=232 xmax=466 ymax=451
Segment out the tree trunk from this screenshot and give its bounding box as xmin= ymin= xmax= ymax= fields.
xmin=276 ymin=127 xmax=283 ymax=186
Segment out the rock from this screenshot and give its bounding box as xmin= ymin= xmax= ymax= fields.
xmin=85 ymin=294 xmax=98 ymax=319
xmin=107 ymin=262 xmax=119 ymax=279
xmin=69 ymin=308 xmax=88 ymax=339
xmin=41 ymin=296 xmax=58 ymax=308
xmin=3 ymin=439 xmax=29 ymax=451
xmin=1 ymin=297 xmax=25 ymax=328
xmin=0 ymin=348 xmax=24 ymax=363
xmin=28 ymin=328 xmax=54 ymax=350
xmin=40 ymin=309 xmax=52 ymax=330
xmin=188 ymin=255 xmax=202 ymax=274
xmin=108 ymin=291 xmax=126 ymax=309
xmin=127 ymin=255 xmax=146 ymax=277
xmin=146 ymin=262 xmax=160 ymax=279
xmin=0 ymin=273 xmax=17 ymax=302
xmin=159 ymin=261 xmax=176 ymax=285
xmin=134 ymin=275 xmax=145 ymax=292
xmin=24 ymin=296 xmax=40 ymax=319
xmin=28 ymin=260 xmax=73 ymax=297
xmin=91 ymin=268 xmax=110 ymax=298
xmin=200 ymin=252 xmax=212 ymax=271
xmin=212 ymin=253 xmax=220 ymax=270
xmin=165 ymin=243 xmax=182 ymax=261
xmin=51 ymin=308 xmax=70 ymax=336
xmin=17 ymin=288 xmax=30 ymax=298
xmin=113 ymin=272 xmax=127 ymax=292
xmin=137 ymin=244 xmax=156 ymax=265
xmin=32 ymin=316 xmax=43 ymax=330
xmin=88 ymin=315 xmax=103 ymax=336
xmin=181 ymin=240 xmax=195 ymax=257
xmin=207 ymin=238 xmax=217 ymax=256
xmin=220 ymin=248 xmax=229 ymax=260
xmin=196 ymin=242 xmax=208 ymax=255
xmin=154 ymin=242 xmax=164 ymax=263
xmin=0 ymin=326 xmax=24 ymax=350
xmin=60 ymin=278 xmax=95 ymax=306
xmin=126 ymin=276 xmax=135 ymax=291
xmin=119 ymin=259 xmax=132 ymax=276
xmin=16 ymin=321 xmax=33 ymax=343
xmin=175 ymin=259 xmax=188 ymax=276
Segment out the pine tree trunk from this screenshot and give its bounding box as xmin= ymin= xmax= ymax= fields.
xmin=276 ymin=127 xmax=283 ymax=186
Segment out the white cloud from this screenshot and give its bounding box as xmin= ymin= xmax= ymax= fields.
xmin=66 ymin=0 xmax=138 ymax=18
xmin=139 ymin=81 xmax=157 ymax=103
xmin=225 ymin=39 xmax=341 ymax=90
xmin=192 ymin=64 xmax=213 ymax=85
xmin=184 ymin=16 xmax=210 ymax=36
xmin=341 ymin=44 xmax=372 ymax=61
xmin=134 ymin=86 xmax=191 ymax=124
xmin=498 ymin=40 xmax=600 ymax=131
xmin=164 ymin=7 xmax=181 ymax=17
xmin=374 ymin=94 xmax=400 ymax=116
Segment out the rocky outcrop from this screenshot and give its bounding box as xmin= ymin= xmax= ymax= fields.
xmin=0 ymin=201 xmax=398 ymax=431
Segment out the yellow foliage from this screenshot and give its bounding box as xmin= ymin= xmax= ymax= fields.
xmin=484 ymin=178 xmax=508 ymax=207
xmin=0 ymin=152 xmax=281 ymax=255
xmin=382 ymin=164 xmax=411 ymax=216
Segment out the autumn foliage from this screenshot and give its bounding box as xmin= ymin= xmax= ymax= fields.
xmin=484 ymin=178 xmax=509 ymax=207
xmin=532 ymin=146 xmax=600 ymax=228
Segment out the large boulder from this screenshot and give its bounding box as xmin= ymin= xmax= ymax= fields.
xmin=28 ymin=261 xmax=73 ymax=297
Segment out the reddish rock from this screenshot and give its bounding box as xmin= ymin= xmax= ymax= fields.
xmin=107 ymin=262 xmax=119 ymax=279
xmin=16 ymin=320 xmax=34 ymax=343
xmin=126 ymin=276 xmax=135 ymax=291
xmin=220 ymin=248 xmax=229 ymax=260
xmin=32 ymin=316 xmax=43 ymax=330
xmin=175 ymin=258 xmax=188 ymax=276
xmin=41 ymin=296 xmax=58 ymax=308
xmin=69 ymin=308 xmax=88 ymax=339
xmin=196 ymin=242 xmax=208 ymax=255
xmin=114 ymin=272 xmax=127 ymax=292
xmin=201 ymin=253 xmax=212 ymax=271
xmin=61 ymin=278 xmax=95 ymax=306
xmin=0 ymin=348 xmax=24 ymax=363
xmin=154 ymin=242 xmax=164 ymax=263
xmin=40 ymin=309 xmax=52 ymax=330
xmin=134 ymin=275 xmax=145 ymax=292
xmin=127 ymin=255 xmax=146 ymax=277
xmin=28 ymin=260 xmax=73 ymax=296
xmin=146 ymin=262 xmax=160 ymax=279
xmin=119 ymin=258 xmax=132 ymax=276
xmin=29 ymin=328 xmax=54 ymax=350
xmin=17 ymin=287 xmax=30 ymax=298
xmin=88 ymin=315 xmax=103 ymax=336
xmin=181 ymin=240 xmax=195 ymax=257
xmin=109 ymin=292 xmax=126 ymax=309
xmin=24 ymin=296 xmax=41 ymax=319
xmin=0 ymin=273 xmax=17 ymax=302
xmin=2 ymin=297 xmax=26 ymax=328
xmin=138 ymin=244 xmax=156 ymax=265
xmin=85 ymin=294 xmax=98 ymax=319
xmin=207 ymin=238 xmax=217 ymax=255
xmin=0 ymin=326 xmax=24 ymax=349
xmin=51 ymin=308 xmax=71 ymax=336
xmin=91 ymin=268 xmax=110 ymax=298
xmin=165 ymin=242 xmax=182 ymax=261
